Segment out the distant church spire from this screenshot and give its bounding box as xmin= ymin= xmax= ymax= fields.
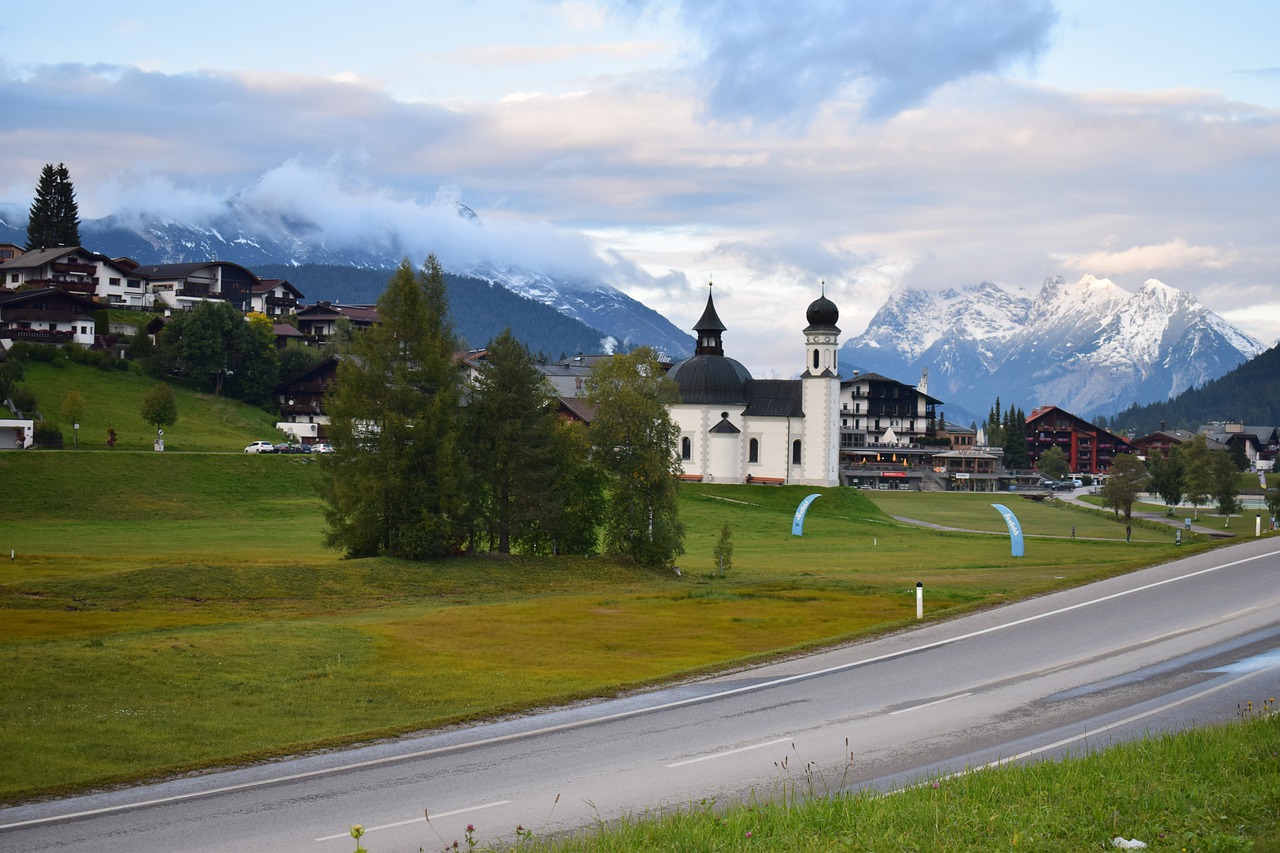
xmin=693 ymin=280 xmax=726 ymax=356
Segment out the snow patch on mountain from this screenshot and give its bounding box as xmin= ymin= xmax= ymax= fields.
xmin=841 ymin=274 xmax=1266 ymax=421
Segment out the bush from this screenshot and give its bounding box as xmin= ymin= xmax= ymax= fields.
xmin=10 ymin=387 xmax=38 ymax=416
xmin=33 ymin=421 xmax=64 ymax=449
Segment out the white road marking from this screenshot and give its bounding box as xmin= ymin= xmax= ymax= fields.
xmin=889 ymin=692 xmax=973 ymax=716
xmin=666 ymin=738 xmax=792 ymax=768
xmin=313 ymin=800 xmax=510 ymax=842
xmin=5 ymin=546 xmax=1276 ymax=831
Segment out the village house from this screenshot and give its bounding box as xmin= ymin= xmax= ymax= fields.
xmin=0 ymin=245 xmax=149 ymax=308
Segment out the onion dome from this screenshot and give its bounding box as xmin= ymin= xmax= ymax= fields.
xmin=805 ymin=291 xmax=839 ymax=329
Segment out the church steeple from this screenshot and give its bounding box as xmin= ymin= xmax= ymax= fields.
xmin=692 ymin=281 xmax=726 ymax=356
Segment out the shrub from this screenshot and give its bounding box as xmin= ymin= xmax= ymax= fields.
xmin=33 ymin=420 xmax=64 ymax=449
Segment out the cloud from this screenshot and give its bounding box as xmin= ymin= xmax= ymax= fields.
xmin=1066 ymin=239 xmax=1237 ymax=276
xmin=659 ymin=0 xmax=1058 ymax=123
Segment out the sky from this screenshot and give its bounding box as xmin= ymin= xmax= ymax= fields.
xmin=2 ymin=0 xmax=1278 ymax=375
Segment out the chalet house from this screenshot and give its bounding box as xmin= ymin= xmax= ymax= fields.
xmin=295 ymin=302 xmax=379 ymax=345
xmin=0 ymin=246 xmax=149 ymax=308
xmin=1198 ymin=422 xmax=1279 ymax=471
xmin=0 ymin=287 xmax=100 ymax=346
xmin=136 ymin=261 xmax=259 ymax=313
xmin=1025 ymin=405 xmax=1135 ymax=474
xmin=250 ymin=279 xmax=305 ymax=316
xmin=1132 ymin=428 xmax=1225 ymax=459
xmin=273 ymin=355 xmax=340 ymax=442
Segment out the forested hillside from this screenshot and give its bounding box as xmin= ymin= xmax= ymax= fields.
xmin=1109 ymin=344 xmax=1280 ymax=433
xmin=256 ymin=264 xmax=609 ymax=358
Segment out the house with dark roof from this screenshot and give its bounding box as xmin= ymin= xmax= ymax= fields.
xmin=295 ymin=302 xmax=380 ymax=345
xmin=0 ymin=246 xmax=149 ymax=307
xmin=251 ymin=279 xmax=305 ymax=316
xmin=135 ymin=261 xmax=259 ymax=313
xmin=0 ymin=287 xmax=100 ymax=347
xmin=665 ymin=286 xmax=842 ymax=486
xmin=1026 ymin=405 xmax=1136 ymax=475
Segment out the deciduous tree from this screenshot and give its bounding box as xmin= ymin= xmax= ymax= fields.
xmin=140 ymin=383 xmax=178 ymax=435
xmin=59 ymin=389 xmax=86 ymax=449
xmin=1177 ymin=435 xmax=1213 ymax=520
xmin=584 ymin=347 xmax=685 ymax=566
xmin=1147 ymin=451 xmax=1184 ymax=508
xmin=1210 ymin=449 xmax=1240 ymax=522
xmin=319 ymin=256 xmax=467 ymax=560
xmin=1101 ymin=452 xmax=1148 ymax=522
xmin=1037 ymin=444 xmax=1069 ymax=480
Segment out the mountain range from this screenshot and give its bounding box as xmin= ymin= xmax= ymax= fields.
xmin=4 ymin=199 xmax=1267 ymax=422
xmin=0 ymin=201 xmax=695 ymax=361
xmin=839 ymin=275 xmax=1267 ymax=423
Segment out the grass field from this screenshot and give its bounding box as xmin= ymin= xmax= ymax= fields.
xmin=501 ymin=707 xmax=1280 ymax=853
xmin=13 ymin=360 xmax=282 ymax=452
xmin=0 ymin=449 xmax=1221 ymax=802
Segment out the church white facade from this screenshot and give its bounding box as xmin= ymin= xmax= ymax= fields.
xmin=666 ymin=288 xmax=843 ymax=487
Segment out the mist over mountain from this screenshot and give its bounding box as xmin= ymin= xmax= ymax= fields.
xmin=840 ymin=275 xmax=1267 ymax=424
xmin=0 ymin=196 xmax=694 ymax=361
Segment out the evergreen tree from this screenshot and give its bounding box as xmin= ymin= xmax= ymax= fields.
xmin=1002 ymin=405 xmax=1029 ymax=470
xmin=985 ymin=398 xmax=1005 ymax=447
xmin=319 ymin=256 xmax=467 ymax=560
xmin=584 ymin=346 xmax=685 ymax=566
xmin=25 ymin=163 xmax=81 ymax=250
xmin=464 ymin=328 xmax=600 ymax=554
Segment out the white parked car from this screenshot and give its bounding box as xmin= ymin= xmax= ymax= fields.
xmin=312 ymin=443 xmax=335 ymax=453
xmin=244 ymin=440 xmax=276 ymax=453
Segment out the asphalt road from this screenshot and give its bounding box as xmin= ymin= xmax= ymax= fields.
xmin=3 ymin=537 xmax=1279 ymax=852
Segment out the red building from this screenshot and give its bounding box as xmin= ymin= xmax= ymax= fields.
xmin=1025 ymin=405 xmax=1135 ymax=475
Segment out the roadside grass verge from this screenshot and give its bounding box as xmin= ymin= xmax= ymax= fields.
xmin=0 ymin=459 xmax=1211 ymax=801
xmin=481 ymin=706 xmax=1280 ymax=853
xmin=13 ymin=360 xmax=281 ymax=452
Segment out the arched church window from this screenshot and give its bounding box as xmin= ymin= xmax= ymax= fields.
xmin=812 ymin=349 xmax=819 ymax=370
xmin=681 ymin=436 xmax=691 ymax=460
xmin=792 ymin=439 xmax=802 ymax=465
xmin=749 ymin=438 xmax=759 ymax=463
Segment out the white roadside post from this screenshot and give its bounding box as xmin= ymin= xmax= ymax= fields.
xmin=916 ymin=581 xmax=923 ymax=619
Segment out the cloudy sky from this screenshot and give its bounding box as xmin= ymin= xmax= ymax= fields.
xmin=2 ymin=1 xmax=1278 ymax=374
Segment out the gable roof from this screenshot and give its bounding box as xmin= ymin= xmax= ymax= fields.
xmin=743 ymin=378 xmax=804 ymax=417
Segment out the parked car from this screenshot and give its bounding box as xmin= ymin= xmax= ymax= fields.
xmin=312 ymin=443 xmax=334 ymax=453
xmin=245 ymin=441 xmax=276 ymax=454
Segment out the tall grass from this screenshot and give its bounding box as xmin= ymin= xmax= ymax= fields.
xmin=484 ymin=706 xmax=1280 ymax=852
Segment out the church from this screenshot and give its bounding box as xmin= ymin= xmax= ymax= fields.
xmin=665 ymin=287 xmax=843 ymax=487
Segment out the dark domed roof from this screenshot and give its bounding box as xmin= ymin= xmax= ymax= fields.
xmin=666 ymin=354 xmax=751 ymax=404
xmin=806 ymin=293 xmax=839 ymax=328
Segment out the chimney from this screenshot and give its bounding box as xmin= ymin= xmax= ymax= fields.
xmin=1159 ymin=420 xmax=1165 ymax=432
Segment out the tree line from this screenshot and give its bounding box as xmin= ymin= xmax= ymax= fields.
xmin=317 ymin=256 xmax=686 ymax=566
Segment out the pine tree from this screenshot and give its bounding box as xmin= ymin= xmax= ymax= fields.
xmin=319 ymin=256 xmax=467 ymax=559
xmin=464 ymin=328 xmax=601 ymax=554
xmin=25 ymin=163 xmax=81 ymax=250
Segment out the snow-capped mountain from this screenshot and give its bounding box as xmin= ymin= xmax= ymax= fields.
xmin=2 ymin=200 xmax=695 ymax=359
xmin=841 ymin=275 xmax=1267 ymax=422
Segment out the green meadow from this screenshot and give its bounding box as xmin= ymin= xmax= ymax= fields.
xmin=0 ymin=445 xmax=1212 ymax=803
xmin=11 ymin=360 xmax=282 ymax=452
